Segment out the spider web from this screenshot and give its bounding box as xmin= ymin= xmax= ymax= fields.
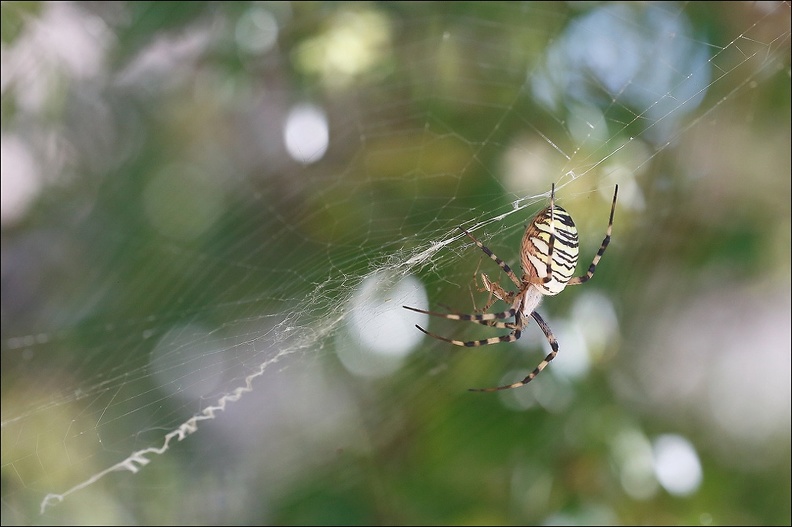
xmin=2 ymin=2 xmax=790 ymax=524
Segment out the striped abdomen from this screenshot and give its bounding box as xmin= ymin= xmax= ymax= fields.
xmin=520 ymin=205 xmax=579 ymax=295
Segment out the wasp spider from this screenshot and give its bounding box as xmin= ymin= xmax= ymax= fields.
xmin=404 ymin=184 xmax=618 ymax=392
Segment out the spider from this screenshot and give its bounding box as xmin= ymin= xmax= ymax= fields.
xmin=404 ymin=184 xmax=618 ymax=392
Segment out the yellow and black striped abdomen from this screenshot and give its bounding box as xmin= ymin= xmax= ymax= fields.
xmin=520 ymin=205 xmax=579 ymax=295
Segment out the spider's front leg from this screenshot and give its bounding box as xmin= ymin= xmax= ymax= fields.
xmin=468 ymin=310 xmax=559 ymax=392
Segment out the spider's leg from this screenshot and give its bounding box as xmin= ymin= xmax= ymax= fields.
xmin=479 ymin=273 xmax=516 ymax=307
xmin=468 ymin=310 xmax=558 ymax=392
xmin=467 ymin=320 xmax=519 ymax=329
xmin=413 ymin=324 xmax=522 ymax=347
xmin=459 ymin=227 xmax=522 ymax=288
xmin=468 ymin=256 xmax=493 ymax=313
xmin=568 ymin=184 xmax=618 ymax=286
xmin=542 ymin=183 xmax=557 ymax=284
xmin=403 ymin=305 xmax=515 ymax=323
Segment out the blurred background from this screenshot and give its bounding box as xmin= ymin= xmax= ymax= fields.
xmin=1 ymin=2 xmax=790 ymax=525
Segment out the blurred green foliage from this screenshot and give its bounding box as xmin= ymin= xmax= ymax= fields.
xmin=1 ymin=2 xmax=790 ymax=525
